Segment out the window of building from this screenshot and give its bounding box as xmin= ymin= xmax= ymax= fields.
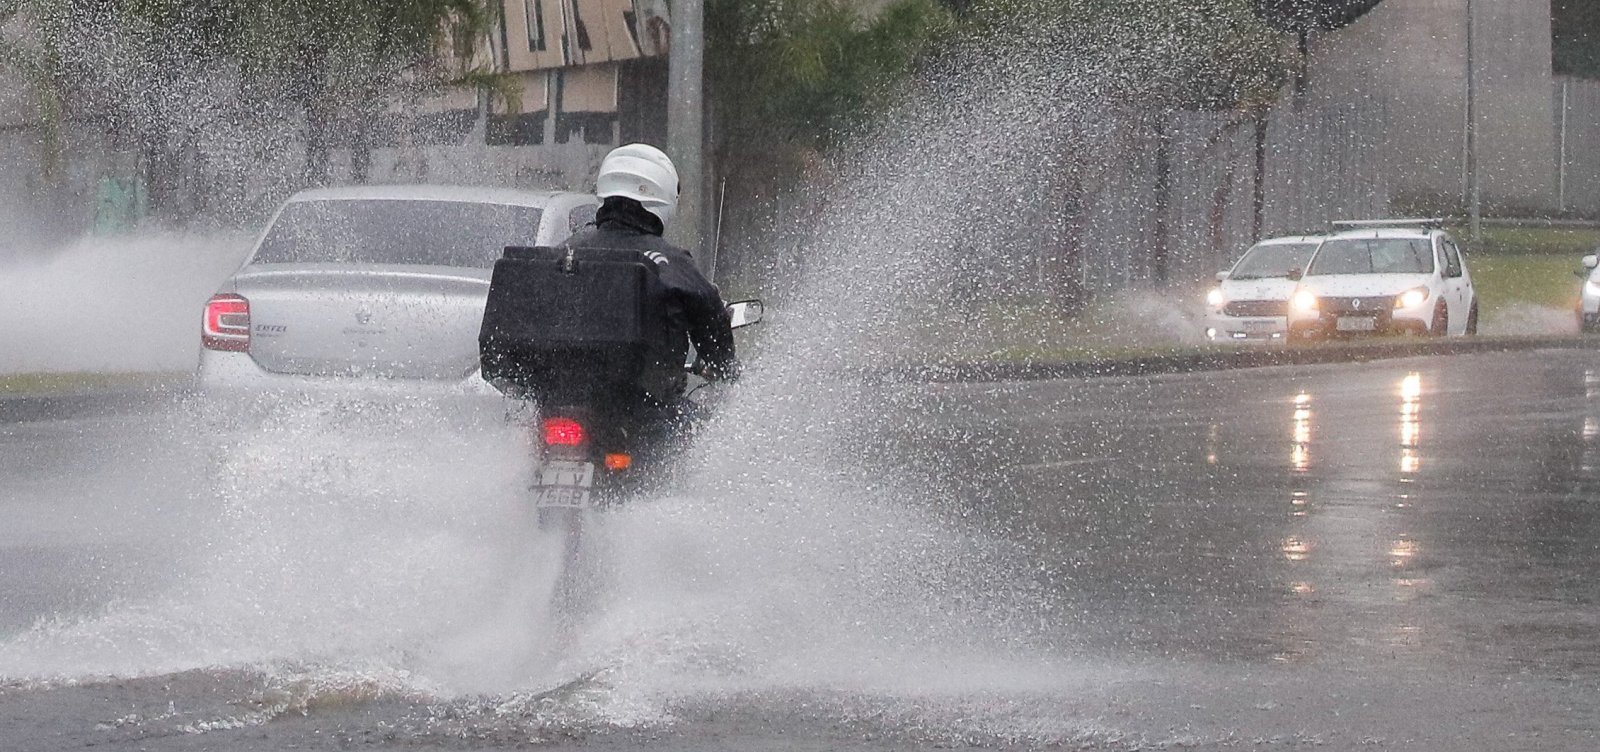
xmin=572 ymin=5 xmax=592 ymax=51
xmin=525 ymin=0 xmax=547 ymax=52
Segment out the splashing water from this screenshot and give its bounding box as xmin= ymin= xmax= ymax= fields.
xmin=0 ymin=233 xmax=249 ymax=374
xmin=0 ymin=18 xmax=1257 ymax=750
xmin=1480 ymin=302 xmax=1581 ymax=337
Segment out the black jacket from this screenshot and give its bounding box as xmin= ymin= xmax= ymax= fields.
xmin=561 ymin=197 xmax=738 ymax=394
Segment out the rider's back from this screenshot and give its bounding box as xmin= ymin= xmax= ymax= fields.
xmin=479 ymin=244 xmax=679 ymax=404
xmin=479 ymin=192 xmax=735 ymax=408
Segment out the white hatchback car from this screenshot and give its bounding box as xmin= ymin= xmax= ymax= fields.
xmin=1286 ymin=224 xmax=1477 ymax=339
xmin=1578 ymin=252 xmax=1600 ymax=333
xmin=198 ymin=185 xmax=599 ymax=394
xmin=1205 ymin=235 xmax=1325 ymax=343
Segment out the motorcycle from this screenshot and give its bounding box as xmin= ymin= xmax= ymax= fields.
xmin=520 ymin=300 xmax=764 ymax=629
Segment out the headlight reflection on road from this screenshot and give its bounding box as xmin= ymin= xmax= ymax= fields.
xmin=1399 ymin=373 xmax=1422 ymax=475
xmin=1291 ymin=391 xmax=1312 ymax=473
xmin=1389 ymin=538 xmax=1419 ymax=567
xmin=1282 ymin=536 xmax=1313 ymax=562
xmin=1584 ymin=416 xmax=1599 ymax=474
xmin=1583 ymin=371 xmax=1599 ymax=473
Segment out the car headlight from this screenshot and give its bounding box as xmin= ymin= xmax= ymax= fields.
xmin=1292 ymin=289 xmax=1319 ymax=313
xmin=1207 ymin=288 xmax=1225 ymax=308
xmin=1395 ymin=287 xmax=1429 ymax=309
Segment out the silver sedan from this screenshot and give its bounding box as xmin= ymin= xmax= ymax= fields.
xmin=197 ymin=185 xmax=599 ymax=394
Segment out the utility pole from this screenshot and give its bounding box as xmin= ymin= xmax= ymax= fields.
xmin=1464 ymin=0 xmax=1481 ymax=242
xmin=1560 ymin=78 xmax=1570 ymax=213
xmin=668 ymin=0 xmax=708 ymax=274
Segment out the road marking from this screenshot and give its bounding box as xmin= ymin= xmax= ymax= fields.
xmin=1016 ymin=457 xmax=1115 ymax=471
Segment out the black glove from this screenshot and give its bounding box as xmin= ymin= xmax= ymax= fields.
xmin=694 ymin=358 xmax=741 ymax=384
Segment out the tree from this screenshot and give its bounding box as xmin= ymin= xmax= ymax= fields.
xmin=707 ymin=0 xmax=953 ymax=159
xmin=0 ymin=0 xmax=499 ymax=221
xmin=937 ymin=0 xmax=976 ymax=17
xmin=970 ymin=0 xmax=1289 ymax=280
xmin=1252 ymin=0 xmax=1384 ymax=32
xmin=971 ymin=0 xmax=1287 ymax=113
xmin=1251 ymin=0 xmax=1385 ymax=100
xmin=225 ymin=0 xmax=496 ymax=185
xmin=705 ymin=0 xmax=954 ymax=275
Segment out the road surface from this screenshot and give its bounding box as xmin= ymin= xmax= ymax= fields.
xmin=3 ymin=350 xmax=1600 ymax=750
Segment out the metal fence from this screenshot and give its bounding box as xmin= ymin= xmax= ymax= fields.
xmin=1067 ymin=102 xmax=1392 ymax=294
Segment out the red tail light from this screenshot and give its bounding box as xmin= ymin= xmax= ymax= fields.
xmin=203 ymin=293 xmax=250 ymax=352
xmin=542 ymin=417 xmax=586 ymax=446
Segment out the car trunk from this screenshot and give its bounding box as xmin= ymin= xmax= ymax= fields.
xmin=232 ymin=264 xmax=491 ymax=380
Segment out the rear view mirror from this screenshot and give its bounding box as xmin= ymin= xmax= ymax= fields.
xmin=1215 ymin=271 xmax=1229 ymax=282
xmin=1585 ymin=254 xmax=1598 ymax=271
xmin=728 ymin=300 xmax=764 ymax=329
xmin=1287 ymin=269 xmax=1304 ymax=281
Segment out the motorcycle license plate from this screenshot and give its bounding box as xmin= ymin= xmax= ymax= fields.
xmin=1337 ymin=316 xmax=1377 ymax=332
xmin=533 ymin=460 xmax=595 ymax=509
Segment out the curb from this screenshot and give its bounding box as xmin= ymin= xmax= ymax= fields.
xmin=864 ymin=336 xmax=1598 ymax=384
xmin=4 ymin=338 xmax=1595 ymax=421
xmin=0 ymin=388 xmax=186 ymax=424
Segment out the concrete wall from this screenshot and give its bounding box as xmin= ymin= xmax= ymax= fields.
xmin=1554 ymin=75 xmax=1600 ymax=215
xmin=1306 ymin=0 xmax=1556 ymax=211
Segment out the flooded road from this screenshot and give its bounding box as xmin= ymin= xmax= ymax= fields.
xmin=5 ymin=350 xmax=1600 ymax=750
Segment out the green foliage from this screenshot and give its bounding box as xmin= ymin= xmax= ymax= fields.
xmin=1251 ymin=0 xmax=1384 ymax=33
xmin=968 ymin=0 xmax=1288 ymax=111
xmin=0 ymin=0 xmax=495 ymax=199
xmin=226 ymin=0 xmax=493 ymax=92
xmin=708 ymin=0 xmax=954 ymax=155
xmin=1469 ymin=251 xmax=1582 ymax=313
xmin=3 ymin=1 xmax=493 ymax=133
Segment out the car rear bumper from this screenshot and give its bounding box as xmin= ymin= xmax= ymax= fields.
xmin=196 ymin=349 xmax=501 ymax=398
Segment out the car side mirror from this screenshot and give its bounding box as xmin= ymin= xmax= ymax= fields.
xmin=1215 ymin=271 xmax=1229 ymax=282
xmin=1585 ymin=254 xmax=1598 ymax=271
xmin=1287 ymin=269 xmax=1304 ymax=281
xmin=728 ymin=300 xmax=764 ymax=329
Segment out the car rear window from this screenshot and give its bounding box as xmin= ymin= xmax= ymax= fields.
xmin=1307 ymin=238 xmax=1434 ymax=276
xmin=1229 ymin=242 xmax=1319 ymax=280
xmin=252 ymin=199 xmax=544 ymax=267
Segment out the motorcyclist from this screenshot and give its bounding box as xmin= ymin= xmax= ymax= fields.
xmin=561 ymin=143 xmax=738 ymax=414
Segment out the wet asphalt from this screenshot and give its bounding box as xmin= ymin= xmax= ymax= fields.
xmin=4 ymin=349 xmax=1600 ymax=750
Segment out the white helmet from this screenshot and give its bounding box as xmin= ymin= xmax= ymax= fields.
xmin=596 ymin=143 xmax=680 ymax=228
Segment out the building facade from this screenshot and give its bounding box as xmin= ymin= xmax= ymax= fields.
xmin=484 ymin=0 xmax=671 ymax=150
xmin=377 ymin=0 xmax=672 ymax=194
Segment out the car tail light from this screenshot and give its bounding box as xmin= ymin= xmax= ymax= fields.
xmin=542 ymin=417 xmax=586 ymax=446
xmin=203 ymin=294 xmax=250 ymax=352
xmin=604 ymin=453 xmax=632 ymax=471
